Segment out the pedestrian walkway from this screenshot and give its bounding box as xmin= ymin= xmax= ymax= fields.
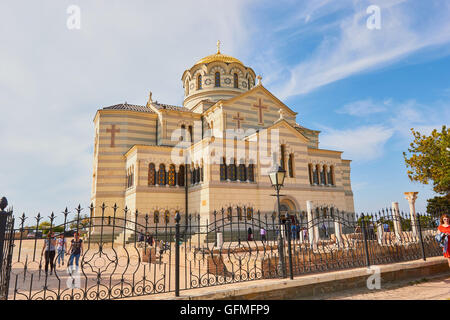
xmin=296 ymin=274 xmax=450 ymax=300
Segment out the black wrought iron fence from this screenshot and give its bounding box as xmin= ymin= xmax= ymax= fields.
xmin=0 ymin=199 xmax=14 ymax=300
xmin=0 ymin=201 xmax=446 ymax=300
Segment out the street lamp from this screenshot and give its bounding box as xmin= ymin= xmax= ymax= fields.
xmin=268 ymin=166 xmax=288 ymax=278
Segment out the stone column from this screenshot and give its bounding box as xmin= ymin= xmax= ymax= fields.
xmin=376 ymin=221 xmax=384 ymax=245
xmin=306 ymin=201 xmax=316 ymax=248
xmin=334 ymin=210 xmax=343 ymax=246
xmin=216 ymin=232 xmax=223 ymax=248
xmin=391 ymin=202 xmax=402 ymax=241
xmin=404 ymin=192 xmax=419 ymax=237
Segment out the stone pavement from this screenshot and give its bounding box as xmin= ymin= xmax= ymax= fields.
xmin=296 ymin=273 xmax=450 ymax=300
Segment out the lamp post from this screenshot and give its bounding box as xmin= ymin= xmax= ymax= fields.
xmin=269 ymin=166 xmax=287 ymax=278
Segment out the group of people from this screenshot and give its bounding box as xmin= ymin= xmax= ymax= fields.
xmin=41 ymin=231 xmax=83 ymax=275
xmin=245 ymin=225 xmax=310 ymax=243
xmin=137 ymin=230 xmax=171 ymax=256
xmin=138 ymin=230 xmax=155 ymax=246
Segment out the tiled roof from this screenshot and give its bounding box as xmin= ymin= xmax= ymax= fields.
xmin=151 ymin=102 xmax=191 ymax=113
xmin=102 ymin=103 xmax=155 ymax=113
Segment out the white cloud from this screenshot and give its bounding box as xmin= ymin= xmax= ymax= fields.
xmin=320 ymin=125 xmax=394 ymax=161
xmin=336 ymin=98 xmax=390 ymax=116
xmin=0 ymin=0 xmax=252 ymax=216
xmin=320 ymin=98 xmax=450 ymax=162
xmin=272 ymin=0 xmax=450 ymax=98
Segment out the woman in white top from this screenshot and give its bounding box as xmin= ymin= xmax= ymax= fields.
xmin=56 ymin=233 xmax=67 ymax=267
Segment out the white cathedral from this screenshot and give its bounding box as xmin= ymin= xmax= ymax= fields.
xmin=90 ymin=42 xmax=355 ymax=225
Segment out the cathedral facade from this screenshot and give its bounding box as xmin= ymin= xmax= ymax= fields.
xmin=91 ymin=44 xmax=354 ymax=224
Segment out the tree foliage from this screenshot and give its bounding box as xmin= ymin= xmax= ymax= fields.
xmin=426 ymin=196 xmax=450 ymax=215
xmin=403 ymin=125 xmax=450 ymax=196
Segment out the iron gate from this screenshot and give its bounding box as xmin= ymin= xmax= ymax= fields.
xmin=0 ymin=201 xmax=14 ymax=300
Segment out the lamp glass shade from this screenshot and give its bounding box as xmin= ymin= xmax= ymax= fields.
xmin=269 ymin=166 xmax=286 ymax=187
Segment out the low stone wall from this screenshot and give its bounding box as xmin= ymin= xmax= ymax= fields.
xmin=261 ymin=242 xmax=425 ymax=277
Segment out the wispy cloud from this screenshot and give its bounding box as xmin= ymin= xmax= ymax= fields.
xmin=320 ymin=125 xmax=395 ymax=161
xmin=336 ymin=98 xmax=391 ymax=116
xmin=270 ymin=0 xmax=450 ymax=98
xmin=319 ymin=97 xmax=449 ymax=161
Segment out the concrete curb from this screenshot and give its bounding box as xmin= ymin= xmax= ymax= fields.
xmin=125 ymin=256 xmax=450 ymax=300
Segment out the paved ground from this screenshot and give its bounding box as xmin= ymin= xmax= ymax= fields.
xmin=294 ymin=273 xmax=450 ymax=300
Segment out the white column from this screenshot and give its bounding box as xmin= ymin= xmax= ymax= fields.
xmin=404 ymin=192 xmax=419 ymax=238
xmin=392 ymin=202 xmax=402 ymax=241
xmin=216 ymin=232 xmax=223 ymax=248
xmin=306 ymin=201 xmax=315 ymax=247
xmin=376 ymin=222 xmax=384 ymax=245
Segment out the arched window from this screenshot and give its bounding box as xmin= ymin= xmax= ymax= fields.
xmin=247 ymin=162 xmax=255 ymax=182
xmin=197 ymin=75 xmax=202 ymax=90
xmin=164 ymin=210 xmax=170 ymax=224
xmin=180 ymin=124 xmax=186 ymax=141
xmin=314 ymin=165 xmax=319 ymax=184
xmin=248 ymin=78 xmax=251 ymax=90
xmin=196 ymin=166 xmax=200 ymax=184
xmin=228 ymin=158 xmax=236 ymax=181
xmin=188 ymin=125 xmax=193 ymax=142
xmin=308 ymin=164 xmax=313 ymax=185
xmin=215 ymin=72 xmax=220 ymax=87
xmin=238 ymin=161 xmax=246 ymax=181
xmin=158 ymin=164 xmax=166 ymax=186
xmin=148 ymin=163 xmax=156 ymax=185
xmin=227 ymin=207 xmax=233 ymax=221
xmin=200 ymin=160 xmax=204 ymax=182
xmin=178 ymin=165 xmax=185 ymax=186
xmin=234 ymin=73 xmax=238 ymax=88
xmin=127 ymin=167 xmax=134 ymax=188
xmin=330 ymin=166 xmax=335 ymax=186
xmin=246 ymin=207 xmax=253 ymax=220
xmin=237 ymin=207 xmax=243 ymax=220
xmin=190 ymin=165 xmax=195 ymax=185
xmin=168 ymin=164 xmax=176 ymax=186
xmin=154 ymin=210 xmax=159 ymax=224
xmin=288 ymin=154 xmax=294 ymax=178
xmin=220 ymin=157 xmax=227 ymax=181
xmin=320 ymin=165 xmax=326 ymax=185
xmin=280 ymin=145 xmax=286 ymax=170
xmin=323 ymin=165 xmax=328 ymax=185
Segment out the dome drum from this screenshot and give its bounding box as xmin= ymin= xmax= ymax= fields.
xmin=182 ymin=45 xmax=256 ymax=110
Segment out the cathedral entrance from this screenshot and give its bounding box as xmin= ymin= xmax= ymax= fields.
xmin=280 ymin=199 xmax=297 ymax=224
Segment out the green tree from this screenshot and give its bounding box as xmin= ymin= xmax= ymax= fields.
xmin=426 ymin=196 xmax=450 ymax=215
xmin=403 ymin=125 xmax=450 ymax=196
xmin=69 ymin=214 xmax=90 ymax=230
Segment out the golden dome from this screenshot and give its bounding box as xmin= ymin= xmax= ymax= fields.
xmin=194 ymin=40 xmax=244 ymax=66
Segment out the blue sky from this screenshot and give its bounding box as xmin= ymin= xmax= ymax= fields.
xmin=0 ymin=0 xmax=449 ymax=223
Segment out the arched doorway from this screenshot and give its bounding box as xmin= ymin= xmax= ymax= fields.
xmin=279 ymin=198 xmax=297 ymax=224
